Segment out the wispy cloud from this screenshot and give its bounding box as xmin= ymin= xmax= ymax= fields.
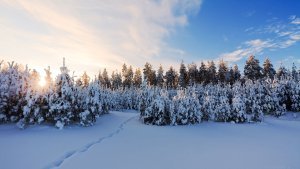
xmin=220 ymin=15 xmax=300 ymax=62
xmin=0 ymin=0 xmax=202 ymax=75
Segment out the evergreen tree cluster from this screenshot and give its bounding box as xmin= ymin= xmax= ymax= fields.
xmin=0 ymin=55 xmax=300 ymax=128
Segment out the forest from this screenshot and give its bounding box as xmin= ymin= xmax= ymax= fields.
xmin=0 ymin=55 xmax=299 ymax=129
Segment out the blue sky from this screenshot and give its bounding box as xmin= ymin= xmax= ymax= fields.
xmin=0 ymin=0 xmax=300 ymax=77
xmin=167 ymin=0 xmax=300 ymax=69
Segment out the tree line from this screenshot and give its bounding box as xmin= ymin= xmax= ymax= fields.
xmin=94 ymin=55 xmax=298 ymax=89
xmin=0 ymin=56 xmax=299 ymax=129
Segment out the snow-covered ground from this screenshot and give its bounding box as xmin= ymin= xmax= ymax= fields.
xmin=1 ymin=111 xmax=300 ymax=169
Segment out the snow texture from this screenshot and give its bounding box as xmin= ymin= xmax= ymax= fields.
xmin=1 ymin=111 xmax=300 ymax=169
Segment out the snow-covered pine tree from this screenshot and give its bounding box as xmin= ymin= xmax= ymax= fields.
xmin=17 ymin=69 xmax=44 ymax=129
xmin=214 ymin=85 xmax=231 ymax=122
xmin=202 ymin=85 xmax=218 ymax=121
xmin=138 ymin=80 xmax=155 ymax=118
xmin=78 ymin=80 xmax=103 ymax=126
xmin=244 ymin=80 xmax=263 ymax=122
xmin=0 ymin=61 xmax=8 ymax=123
xmin=48 ymin=59 xmax=75 ymax=129
xmin=172 ymin=88 xmax=202 ymax=125
xmin=231 ymin=82 xmax=248 ymax=123
xmin=143 ymin=89 xmax=172 ymax=125
xmin=5 ymin=62 xmax=25 ymax=122
xmin=290 ymin=79 xmax=300 ymax=112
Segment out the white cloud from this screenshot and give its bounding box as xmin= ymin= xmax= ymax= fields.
xmin=0 ymin=0 xmax=202 ymax=76
xmin=291 ymin=18 xmax=300 ymax=25
xmin=221 ymin=16 xmax=300 ymax=63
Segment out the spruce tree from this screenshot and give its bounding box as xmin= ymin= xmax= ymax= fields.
xmin=133 ymin=68 xmax=142 ymax=88
xmin=206 ymin=61 xmax=217 ymax=84
xmin=188 ymin=63 xmax=198 ymax=86
xmin=165 ymin=66 xmax=178 ymax=89
xmin=178 ymin=61 xmax=188 ymax=88
xmin=156 ymin=65 xmax=164 ymax=88
xmin=217 ymin=60 xmax=228 ymax=83
xmin=262 ymin=58 xmax=276 ymax=79
xmin=198 ymin=62 xmax=207 ymax=84
xmin=244 ymin=55 xmax=262 ymax=80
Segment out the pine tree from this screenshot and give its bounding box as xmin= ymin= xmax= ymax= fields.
xmin=244 ymin=55 xmax=262 ymax=80
xmin=291 ymin=63 xmax=298 ymax=81
xmin=232 ymin=64 xmax=241 ymax=82
xmin=197 ymin=62 xmax=207 ymax=84
xmin=262 ymin=58 xmax=276 ymax=79
xmin=172 ymin=88 xmax=202 ymax=125
xmin=111 ymin=71 xmax=122 ymax=89
xmin=214 ymin=85 xmax=231 ymax=122
xmin=48 ymin=59 xmax=75 ymax=129
xmin=276 ymin=64 xmax=288 ymax=79
xmin=144 ymin=89 xmax=172 ymax=125
xmin=217 ymin=60 xmax=228 ymax=83
xmin=81 ymin=71 xmax=90 ymax=88
xmin=231 ymin=82 xmax=248 ymax=123
xmin=102 ymin=68 xmax=111 ymax=88
xmin=133 ymin=68 xmax=142 ymax=88
xmin=156 ymin=65 xmax=164 ymax=87
xmin=178 ymin=61 xmax=188 ymax=88
xmin=206 ymin=61 xmax=217 ymax=84
xmin=165 ymin=66 xmax=178 ymax=89
xmin=188 ymin=63 xmax=198 ymax=86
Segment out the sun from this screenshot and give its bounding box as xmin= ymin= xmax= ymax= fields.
xmin=39 ymin=78 xmax=46 ymax=87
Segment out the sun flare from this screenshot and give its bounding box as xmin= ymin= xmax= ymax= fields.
xmin=39 ymin=78 xmax=46 ymax=87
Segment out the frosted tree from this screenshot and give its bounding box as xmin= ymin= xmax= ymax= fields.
xmin=214 ymin=85 xmax=231 ymax=122
xmin=48 ymin=59 xmax=75 ymax=129
xmin=138 ymin=80 xmax=155 ymax=118
xmin=244 ymin=80 xmax=263 ymax=122
xmin=231 ymin=83 xmax=248 ymax=123
xmin=202 ymin=85 xmax=218 ymax=120
xmin=290 ymin=80 xmax=300 ymax=112
xmin=17 ymin=69 xmax=44 ymax=128
xmin=78 ymin=80 xmax=103 ymax=126
xmin=144 ymin=89 xmax=172 ymax=125
xmin=0 ymin=61 xmax=8 ymax=122
xmin=172 ymin=88 xmax=202 ymax=125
